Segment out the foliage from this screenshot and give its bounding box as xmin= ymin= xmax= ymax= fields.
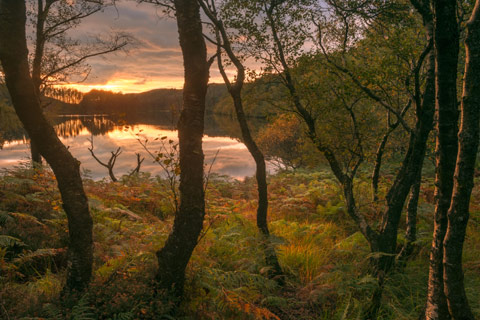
xmin=134 ymin=132 xmax=180 ymax=214
xmin=257 ymin=114 xmax=314 ymax=170
xmin=0 ymin=153 xmax=479 ymax=320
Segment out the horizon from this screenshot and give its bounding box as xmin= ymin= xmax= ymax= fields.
xmin=57 ymin=82 xmax=226 ymax=96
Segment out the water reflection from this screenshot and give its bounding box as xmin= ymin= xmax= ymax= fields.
xmin=0 ymin=114 xmax=267 ymax=180
xmin=54 ymin=115 xmax=117 ymax=138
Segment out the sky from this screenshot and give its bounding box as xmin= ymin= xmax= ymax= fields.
xmin=59 ymin=1 xmax=222 ymax=93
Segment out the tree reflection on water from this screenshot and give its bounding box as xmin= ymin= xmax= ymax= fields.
xmin=0 ymin=113 xmax=268 ymax=180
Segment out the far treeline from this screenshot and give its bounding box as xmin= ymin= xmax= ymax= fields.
xmin=0 ymin=81 xmax=269 ymax=119
xmin=0 ymin=0 xmax=480 ymax=320
xmin=41 ymin=84 xmax=233 ymax=117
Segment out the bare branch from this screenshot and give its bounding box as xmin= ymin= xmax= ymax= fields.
xmin=87 ymin=136 xmax=121 ymax=182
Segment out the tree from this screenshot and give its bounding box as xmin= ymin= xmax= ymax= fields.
xmin=222 ymin=1 xmax=435 ymax=317
xmin=198 ymin=0 xmax=283 ymax=279
xmin=0 ymin=0 xmax=93 ymax=293
xmin=257 ymin=114 xmax=309 ymax=170
xmin=424 ymin=0 xmax=460 ymax=318
xmin=154 ymin=0 xmax=210 ymax=297
xmin=28 ymin=0 xmax=129 ymax=164
xmin=442 ymin=1 xmax=480 ymax=317
xmin=425 ymin=0 xmax=479 ymax=318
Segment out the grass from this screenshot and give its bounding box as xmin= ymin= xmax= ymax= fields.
xmin=0 ymin=165 xmax=479 ymax=319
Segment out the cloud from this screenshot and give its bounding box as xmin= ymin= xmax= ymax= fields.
xmin=50 ymin=1 xmax=240 ymax=93
xmin=59 ymin=1 xmax=188 ymax=92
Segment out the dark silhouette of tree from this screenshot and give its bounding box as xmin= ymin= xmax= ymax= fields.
xmin=154 ymin=0 xmax=210 ymax=297
xmin=0 ymin=0 xmax=93 ymax=293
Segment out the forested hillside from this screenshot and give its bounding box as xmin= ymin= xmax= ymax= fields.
xmin=51 ymin=84 xmax=230 ymax=116
xmin=46 ymin=82 xmax=275 ymax=118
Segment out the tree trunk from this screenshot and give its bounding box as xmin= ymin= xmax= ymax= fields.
xmin=362 ymin=12 xmax=436 ymax=318
xmin=0 ymin=0 xmax=93 ymax=293
xmin=397 ymin=167 xmax=422 ymax=263
xmin=371 ymin=130 xmax=390 ymax=202
xmin=31 ymin=139 xmax=42 ymax=166
xmin=425 ymin=0 xmax=459 ymax=318
xmin=29 ymin=0 xmax=49 ymax=168
xmin=376 ymin=20 xmax=435 ymax=277
xmin=155 ymin=0 xmax=209 ymax=297
xmin=231 ymin=94 xmax=283 ymax=278
xmin=201 ymin=1 xmax=284 ymax=279
xmin=442 ymin=2 xmax=480 ymax=318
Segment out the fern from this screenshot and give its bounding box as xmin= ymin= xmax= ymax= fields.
xmin=71 ymin=294 xmax=95 ymax=320
xmin=43 ymin=302 xmax=64 ymax=320
xmin=0 ymin=234 xmax=26 ymax=249
xmin=0 ymin=210 xmax=13 ymax=226
xmin=13 ymin=248 xmax=60 ymax=266
xmin=9 ymin=212 xmax=45 ymax=227
xmin=204 ymin=268 xmax=278 ymax=293
xmin=114 ymin=312 xmax=135 ymax=320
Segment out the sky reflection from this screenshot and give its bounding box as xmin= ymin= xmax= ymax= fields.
xmin=0 ymin=124 xmax=257 ymax=180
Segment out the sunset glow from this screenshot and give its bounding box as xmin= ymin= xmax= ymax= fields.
xmin=60 ymin=78 xmax=186 ymax=94
xmin=60 ymin=75 xmax=228 ymax=94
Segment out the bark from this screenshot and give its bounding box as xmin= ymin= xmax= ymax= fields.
xmin=371 ymin=129 xmax=390 ymax=202
xmin=378 ymin=92 xmax=434 ymax=273
xmin=406 ymin=171 xmax=422 ymax=248
xmin=29 ymin=0 xmax=52 ymax=167
xmin=442 ymin=1 xmax=480 ymax=318
xmin=372 ymin=110 xmax=407 ymax=202
xmin=397 ymin=167 xmax=422 ymax=263
xmin=227 ymin=82 xmax=282 ymax=275
xmin=0 ymin=0 xmax=93 ymax=293
xmin=32 ymin=0 xmax=50 ymax=96
xmin=31 ymin=139 xmax=42 ymax=165
xmin=155 ymin=0 xmax=209 ymax=297
xmin=425 ymin=0 xmax=459 ymax=318
xmin=129 ymin=153 xmax=144 ymax=175
xmin=231 ymin=93 xmax=283 ymax=278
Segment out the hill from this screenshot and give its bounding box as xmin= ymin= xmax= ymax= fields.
xmin=64 ymin=83 xmax=229 ymax=116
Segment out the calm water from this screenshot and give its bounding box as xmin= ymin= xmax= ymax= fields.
xmin=0 ymin=114 xmax=264 ymax=180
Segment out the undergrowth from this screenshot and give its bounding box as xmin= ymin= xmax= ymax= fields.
xmin=0 ymin=165 xmax=479 ymax=319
